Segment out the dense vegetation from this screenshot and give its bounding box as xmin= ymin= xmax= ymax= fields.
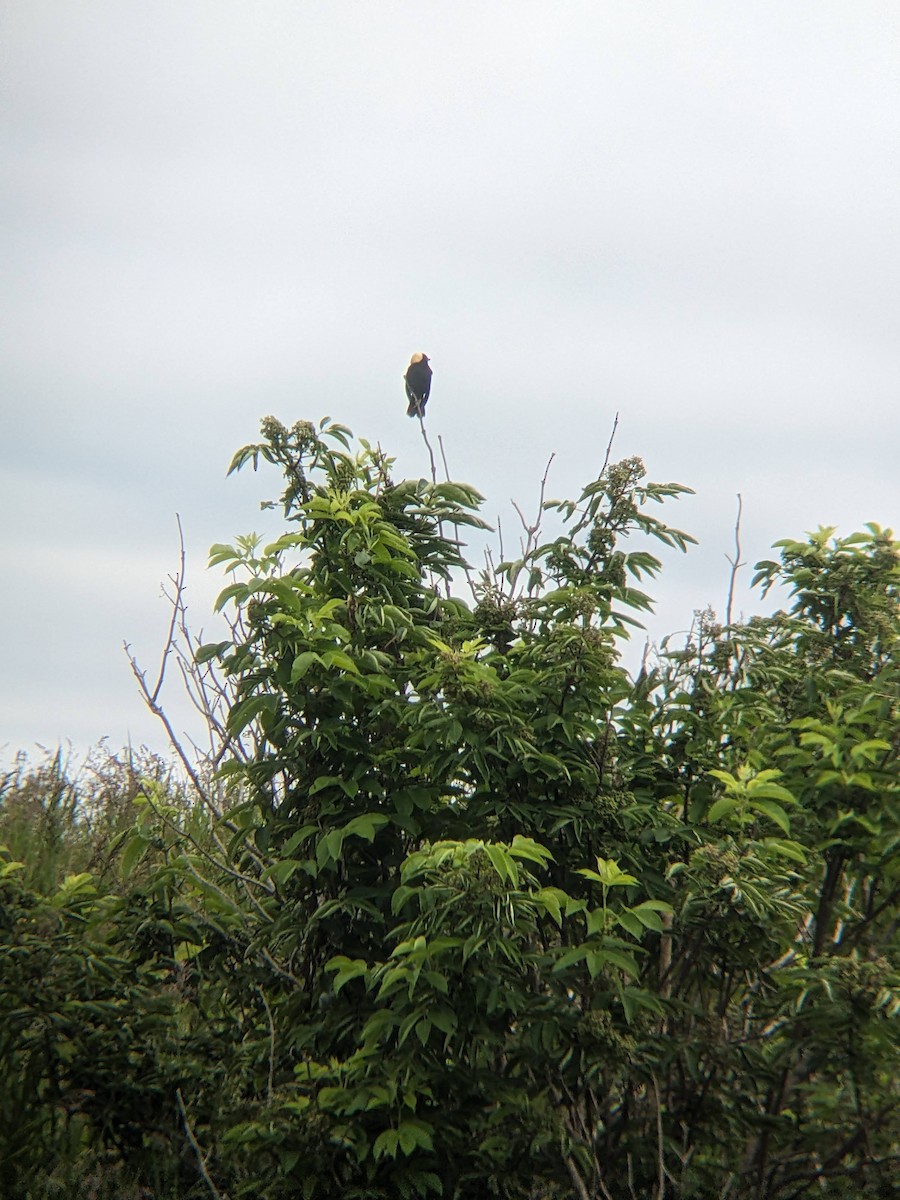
xmin=2 ymin=416 xmax=898 ymax=1199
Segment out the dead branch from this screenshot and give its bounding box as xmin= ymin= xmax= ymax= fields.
xmin=725 ymin=493 xmax=745 ymax=630
xmin=653 ymin=1074 xmax=666 ymax=1200
xmin=257 ymin=985 xmax=276 ymax=1105
xmin=176 ymin=1087 xmax=228 ymax=1200
xmin=417 ymin=410 xmax=438 ymax=483
xmin=600 ymin=411 xmax=620 ymax=477
xmin=437 ymin=433 xmax=451 ymax=482
xmin=503 ymin=452 xmax=556 ymax=600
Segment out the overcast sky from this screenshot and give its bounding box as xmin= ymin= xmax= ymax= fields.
xmin=2 ymin=2 xmax=898 ymax=767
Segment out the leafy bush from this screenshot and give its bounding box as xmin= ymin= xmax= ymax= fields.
xmin=1 ymin=418 xmax=897 ymax=1198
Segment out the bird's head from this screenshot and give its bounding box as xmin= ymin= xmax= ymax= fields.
xmin=409 ymin=352 xmax=429 ymax=365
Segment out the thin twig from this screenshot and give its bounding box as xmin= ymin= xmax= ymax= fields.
xmin=718 ymin=1173 xmax=736 ymax=1200
xmin=658 ymin=908 xmax=674 ymax=1001
xmin=257 ymin=985 xmax=276 ymax=1104
xmin=127 ymin=523 xmax=274 ymax=878
xmin=504 ymin=452 xmax=555 ymax=599
xmin=507 ymin=499 xmax=526 ymax=552
xmin=147 ymin=514 xmax=187 ymax=706
xmin=125 ymin=515 xmax=220 ymax=807
xmin=559 ymin=1079 xmax=615 ymax=1200
xmin=565 ymin=1155 xmax=591 ymax=1200
xmin=138 ymin=781 xmax=275 ymax=918
xmin=415 ymin=413 xmax=450 ymax=595
xmin=627 ymin=1151 xmax=639 ymax=1200
xmin=600 ymin=411 xmax=620 ymax=477
xmin=417 ymin=412 xmax=438 ymax=484
xmin=436 ymin=431 xmax=479 ymax=599
xmin=126 ymin=643 xmax=212 ymax=801
xmin=437 ymin=433 xmax=451 ymax=483
xmin=176 ymin=1087 xmax=227 ymax=1200
xmin=653 ymin=1074 xmax=666 ymax=1200
xmin=259 ymin=946 xmax=304 ymax=988
xmin=725 ymin=493 xmax=745 ymax=629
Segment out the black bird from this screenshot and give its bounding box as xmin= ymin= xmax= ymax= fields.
xmin=404 ymin=353 xmax=432 ymax=417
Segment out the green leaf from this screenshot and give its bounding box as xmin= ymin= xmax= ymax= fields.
xmin=750 ymin=799 xmax=791 ymax=834
xmin=577 ymin=857 xmax=637 ymax=888
xmin=227 ymin=693 xmax=277 ymax=735
xmin=746 ymin=782 xmax=796 ymax=805
xmin=326 ymin=956 xmax=369 ymax=993
xmin=761 ymin=838 xmax=807 ymax=864
xmin=484 ymin=843 xmax=517 ymax=883
xmin=429 ymin=1007 xmax=457 ymax=1036
xmin=707 ymin=797 xmax=739 ymax=824
xmin=535 ymin=887 xmax=563 ymax=927
xmin=281 ymin=825 xmax=317 ymax=855
xmin=599 ymin=948 xmax=640 ymax=978
xmin=320 ymin=649 xmax=360 ymax=674
xmin=620 ymin=986 xmax=665 ymax=1022
xmin=342 ymin=813 xmax=390 ymax=842
xmin=121 ymin=833 xmax=150 ymax=878
xmin=265 ymin=859 xmax=302 ymax=887
xmin=290 ymin=651 xmax=322 ymax=681
xmin=630 ymin=901 xmax=667 ymax=932
xmin=585 ymin=908 xmax=607 ymax=937
xmin=214 ymin=581 xmax=249 ymax=612
xmin=553 ymin=945 xmax=588 ymax=973
xmin=616 ymin=910 xmax=643 ymax=938
xmin=309 ymin=775 xmax=342 ymax=795
xmin=397 ymin=1119 xmax=434 ymax=1154
xmin=373 ymin=1129 xmax=400 ymax=1160
xmin=194 ymin=640 xmax=231 ymax=664
xmin=509 ymin=835 xmax=554 ymax=866
xmin=708 ymin=769 xmax=738 ymax=790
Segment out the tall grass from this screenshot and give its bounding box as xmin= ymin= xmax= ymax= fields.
xmin=0 ymin=744 xmax=188 ymax=894
xmin=1 ymin=744 xmax=200 ymax=1200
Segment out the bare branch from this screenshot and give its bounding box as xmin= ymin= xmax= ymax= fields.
xmin=415 ymin=414 xmax=453 ymax=597
xmin=437 ymin=433 xmax=451 ymax=482
xmin=147 ymin=514 xmax=187 ymax=707
xmin=511 ymin=498 xmax=531 ymax=558
xmin=138 ymin=781 xmax=275 ymax=908
xmin=503 ymin=452 xmax=555 ymax=600
xmin=126 ymin=640 xmax=214 ymax=805
xmin=417 ymin=410 xmax=438 ymax=484
xmin=565 ymin=1154 xmax=591 ymax=1200
xmin=259 ymin=946 xmax=304 ymax=989
xmin=653 ymin=1074 xmax=666 ymax=1200
xmin=725 ymin=493 xmax=745 ymax=630
xmin=176 ymin=1087 xmax=228 ymax=1200
xmin=435 ymin=432 xmax=479 ymax=600
xmin=257 ymin=985 xmax=276 ymax=1105
xmin=600 ymin=410 xmax=620 ymax=477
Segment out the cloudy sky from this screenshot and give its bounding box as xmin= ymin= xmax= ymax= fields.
xmin=2 ymin=2 xmax=898 ymax=766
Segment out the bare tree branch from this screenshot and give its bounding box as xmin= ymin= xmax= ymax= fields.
xmin=653 ymin=1074 xmax=666 ymax=1200
xmin=600 ymin=410 xmax=620 ymax=477
xmin=417 ymin=410 xmax=437 ymax=484
xmin=257 ymin=985 xmax=276 ymax=1105
xmin=176 ymin=1087 xmax=228 ymax=1200
xmin=437 ymin=433 xmax=451 ymax=482
xmin=725 ymin=492 xmax=745 ymax=630
xmin=503 ymin=452 xmax=556 ymax=600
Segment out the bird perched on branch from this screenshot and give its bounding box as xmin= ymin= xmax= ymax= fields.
xmin=404 ymin=353 xmax=432 ymax=418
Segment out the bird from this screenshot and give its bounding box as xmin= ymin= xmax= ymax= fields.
xmin=404 ymin=353 xmax=432 ymax=418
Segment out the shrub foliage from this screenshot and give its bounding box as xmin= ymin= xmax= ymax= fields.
xmin=1 ymin=417 xmax=898 ymax=1198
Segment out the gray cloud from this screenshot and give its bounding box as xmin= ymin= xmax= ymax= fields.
xmin=2 ymin=1 xmax=898 ymax=761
